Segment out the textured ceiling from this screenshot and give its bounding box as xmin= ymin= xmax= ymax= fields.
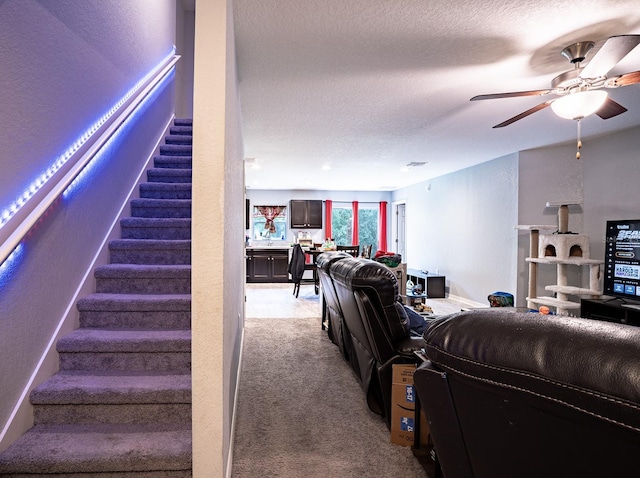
xmin=232 ymin=0 xmax=640 ymax=191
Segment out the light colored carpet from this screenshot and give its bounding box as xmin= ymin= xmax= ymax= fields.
xmin=231 ymin=315 xmax=428 ymax=477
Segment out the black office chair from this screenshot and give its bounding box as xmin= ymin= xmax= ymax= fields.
xmin=289 ymin=244 xmax=306 ymax=297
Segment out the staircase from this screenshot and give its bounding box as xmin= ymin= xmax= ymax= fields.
xmin=0 ymin=118 xmax=193 ymax=477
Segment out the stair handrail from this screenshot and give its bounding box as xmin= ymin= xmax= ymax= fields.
xmin=0 ymin=53 xmax=181 ymax=270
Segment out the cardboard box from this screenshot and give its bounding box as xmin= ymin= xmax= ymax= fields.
xmin=390 ymin=364 xmax=429 ymax=447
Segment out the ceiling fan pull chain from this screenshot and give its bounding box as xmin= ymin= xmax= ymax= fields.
xmin=576 ymin=119 xmax=582 ymax=160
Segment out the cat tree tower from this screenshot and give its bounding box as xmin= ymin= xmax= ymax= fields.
xmin=517 ymin=201 xmax=603 ymax=315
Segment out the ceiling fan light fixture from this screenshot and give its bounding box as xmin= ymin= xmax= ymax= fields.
xmin=550 ymin=90 xmax=608 ymax=120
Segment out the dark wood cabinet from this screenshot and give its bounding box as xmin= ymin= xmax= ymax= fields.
xmin=406 ymin=269 xmax=446 ymax=299
xmin=246 ymin=248 xmax=290 ymax=283
xmin=290 ymin=200 xmax=323 ymax=229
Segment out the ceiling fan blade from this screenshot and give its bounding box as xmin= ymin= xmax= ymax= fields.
xmin=596 ymin=97 xmax=627 ymax=119
xmin=471 ymin=89 xmax=552 ymax=101
xmin=581 ymin=35 xmax=640 ymax=78
xmin=493 ymin=101 xmax=553 ymax=128
xmin=608 ymin=70 xmax=640 ymax=87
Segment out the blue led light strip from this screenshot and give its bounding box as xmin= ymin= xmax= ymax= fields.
xmin=0 ymin=47 xmax=177 ymax=230
xmin=0 ymin=243 xmax=23 ymax=276
xmin=0 ymin=48 xmax=180 ymax=267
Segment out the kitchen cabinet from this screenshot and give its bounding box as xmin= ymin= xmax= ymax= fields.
xmin=290 ymin=200 xmax=323 ymax=229
xmin=246 ymin=248 xmax=290 ymax=283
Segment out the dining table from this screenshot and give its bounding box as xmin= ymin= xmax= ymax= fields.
xmin=302 ymin=248 xmax=338 ymax=294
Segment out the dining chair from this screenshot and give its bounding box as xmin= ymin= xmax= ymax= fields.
xmin=336 ymin=245 xmax=359 ymax=257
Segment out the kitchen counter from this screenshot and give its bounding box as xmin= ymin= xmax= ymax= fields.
xmin=245 ymin=245 xmax=291 ymax=251
xmin=245 ymin=244 xmax=341 ymax=254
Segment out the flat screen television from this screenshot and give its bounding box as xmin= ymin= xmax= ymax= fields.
xmin=604 ymin=219 xmax=640 ymax=307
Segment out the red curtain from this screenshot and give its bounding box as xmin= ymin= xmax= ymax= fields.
xmin=379 ymin=201 xmax=388 ymax=251
xmin=352 ymin=201 xmax=359 ymax=246
xmin=325 ymin=200 xmax=332 ymax=240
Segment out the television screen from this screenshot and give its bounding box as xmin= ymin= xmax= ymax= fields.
xmin=604 ymin=219 xmax=640 ymax=302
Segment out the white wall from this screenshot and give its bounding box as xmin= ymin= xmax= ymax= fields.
xmin=191 ymin=0 xmax=244 ymax=475
xmin=175 ymin=2 xmax=195 ymax=118
xmin=0 ymin=0 xmax=175 ymax=209
xmin=0 ymin=0 xmax=176 ymax=448
xmin=517 ymin=142 xmax=584 ymax=305
xmin=222 ymin=1 xmax=245 ymax=473
xmin=583 ymin=127 xmax=640 ymax=262
xmin=392 ymin=154 xmax=519 ymax=305
xmin=389 ymin=125 xmax=640 ymax=308
xmin=511 ymin=128 xmax=640 ymax=306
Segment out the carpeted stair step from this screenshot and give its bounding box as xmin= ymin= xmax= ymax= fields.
xmin=164 ymin=135 xmax=192 ymax=145
xmin=94 ymin=264 xmax=191 ymax=294
xmin=31 ymin=373 xmax=191 ymax=426
xmin=147 ymin=168 xmax=192 ymax=183
xmin=159 ymin=144 xmax=191 ymax=156
xmin=0 ymin=118 xmax=195 ymax=476
xmin=0 ymin=424 xmax=192 ymax=476
xmin=57 ymin=329 xmax=191 ymax=373
xmin=174 ymin=118 xmax=192 ymax=127
xmin=130 ymin=198 xmax=191 ymax=219
xmin=120 ymin=218 xmax=191 ymax=240
xmin=77 ymin=293 xmax=191 ymax=329
xmin=153 ymin=155 xmax=192 ymax=169
xmin=169 ymin=125 xmax=192 ymax=135
xmin=109 ymin=239 xmax=191 ymax=265
xmin=140 ymin=182 xmax=192 ymax=200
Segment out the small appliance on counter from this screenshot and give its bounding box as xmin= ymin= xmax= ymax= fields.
xmin=297 ymin=231 xmax=313 ymax=248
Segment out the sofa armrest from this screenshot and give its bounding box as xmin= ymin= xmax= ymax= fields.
xmin=414 ymin=361 xmax=474 ymax=478
xmin=394 ymin=335 xmax=424 ymax=356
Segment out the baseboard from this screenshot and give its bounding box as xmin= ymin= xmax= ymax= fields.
xmin=446 ymin=293 xmax=488 ymax=310
xmin=225 ymin=324 xmax=246 ymax=478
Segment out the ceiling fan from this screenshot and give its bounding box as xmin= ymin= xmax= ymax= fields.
xmin=471 ymin=35 xmax=640 ymax=128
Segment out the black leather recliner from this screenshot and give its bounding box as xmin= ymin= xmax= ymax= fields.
xmin=315 ymin=251 xmax=353 ymax=358
xmin=414 ymin=308 xmax=640 ymax=478
xmin=329 ymin=256 xmax=423 ymax=425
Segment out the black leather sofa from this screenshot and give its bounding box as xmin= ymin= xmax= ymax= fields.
xmin=315 ymin=251 xmax=353 ymax=358
xmin=414 ymin=308 xmax=640 ymax=478
xmin=325 ymin=255 xmax=424 ymax=425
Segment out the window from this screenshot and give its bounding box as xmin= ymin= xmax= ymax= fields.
xmin=330 ymin=202 xmax=378 ymax=248
xmin=252 ymin=206 xmax=287 ymax=241
xmin=330 ymin=204 xmax=352 ymax=245
xmin=358 ymin=205 xmax=378 ymax=250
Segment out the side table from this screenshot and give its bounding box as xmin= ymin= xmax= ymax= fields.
xmin=407 ymin=269 xmax=446 ymax=298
